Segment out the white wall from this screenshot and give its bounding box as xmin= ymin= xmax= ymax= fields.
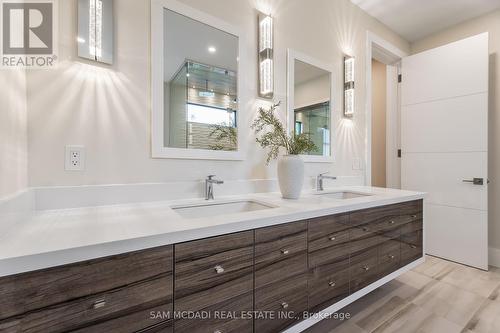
xmin=25 ymin=0 xmax=409 ymax=188
xmin=0 ymin=69 xmax=28 ymax=199
xmin=411 ymin=9 xmax=500 ymax=254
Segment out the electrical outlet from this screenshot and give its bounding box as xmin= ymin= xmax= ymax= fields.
xmin=65 ymin=145 xmax=85 ymax=171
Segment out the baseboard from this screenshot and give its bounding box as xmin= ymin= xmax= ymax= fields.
xmin=489 ymin=247 xmax=500 ymax=268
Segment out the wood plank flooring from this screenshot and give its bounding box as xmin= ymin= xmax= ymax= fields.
xmin=305 ymin=256 xmax=500 ymax=333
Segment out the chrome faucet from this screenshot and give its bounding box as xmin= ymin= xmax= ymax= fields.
xmin=316 ymin=172 xmax=337 ymax=191
xmin=205 ymin=175 xmax=224 ymax=200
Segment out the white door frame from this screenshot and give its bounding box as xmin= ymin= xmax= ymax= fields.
xmin=365 ymin=31 xmax=408 ymax=186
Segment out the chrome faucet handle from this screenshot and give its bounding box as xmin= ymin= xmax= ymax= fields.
xmin=207 ymin=175 xmax=216 ymax=180
xmin=319 ymin=172 xmax=329 ymax=177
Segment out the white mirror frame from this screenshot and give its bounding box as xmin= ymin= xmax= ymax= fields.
xmin=286 ymin=49 xmax=335 ymax=163
xmin=151 ymin=0 xmax=245 ymax=160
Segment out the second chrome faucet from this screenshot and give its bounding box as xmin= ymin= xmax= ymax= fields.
xmin=205 ymin=175 xmax=224 ymax=200
xmin=316 ymin=172 xmax=337 ymax=191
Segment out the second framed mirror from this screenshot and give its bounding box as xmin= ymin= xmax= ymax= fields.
xmin=287 ymin=49 xmax=334 ymax=163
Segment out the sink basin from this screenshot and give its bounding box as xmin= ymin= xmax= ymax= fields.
xmin=171 ymin=200 xmax=276 ymax=219
xmin=314 ymin=191 xmax=373 ymax=199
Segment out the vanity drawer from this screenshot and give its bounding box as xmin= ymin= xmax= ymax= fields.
xmin=379 ymin=239 xmax=401 ymax=277
xmin=174 ymin=231 xmax=254 ymax=313
xmin=0 ymin=270 xmax=173 ymax=333
xmin=399 ymin=200 xmax=423 ymax=224
xmin=350 ymin=250 xmax=379 ymax=292
xmin=350 ymin=225 xmax=381 ymax=256
xmin=308 ymin=214 xmax=350 ymax=268
xmin=350 ymin=204 xmax=401 ymax=229
xmin=255 ymin=222 xmax=307 ymax=288
xmin=308 ymin=229 xmax=350 ymax=268
xmin=308 ymin=213 xmax=350 ymax=246
xmin=401 ymin=230 xmax=423 ymax=265
xmin=375 ymin=218 xmax=402 ymax=241
xmin=255 ymin=273 xmax=308 ymax=333
xmin=0 ymin=245 xmax=173 ymax=323
xmin=308 ymin=258 xmax=350 ymax=311
xmin=174 ymin=293 xmax=253 ymax=333
xmin=350 ymin=205 xmax=401 ymax=252
xmin=72 ymin=308 xmax=173 ymax=333
xmin=137 ymin=321 xmax=173 ymax=333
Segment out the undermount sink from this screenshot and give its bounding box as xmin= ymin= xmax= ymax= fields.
xmin=314 ymin=191 xmax=373 ymax=199
xmin=171 ymin=200 xmax=276 ymax=219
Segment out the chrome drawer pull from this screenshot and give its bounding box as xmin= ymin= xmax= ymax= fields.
xmin=388 ymin=255 xmax=395 ymax=260
xmin=281 ymin=249 xmax=289 ymax=255
xmin=410 ymin=245 xmax=417 ymax=249
xmin=214 ymin=265 xmax=225 ymax=274
xmin=411 ymin=215 xmax=417 ymax=219
xmin=93 ymin=299 xmax=106 ymax=309
xmin=362 ymin=227 xmax=370 ymax=232
xmin=328 ymin=235 xmax=336 ymax=241
xmin=281 ymin=302 xmax=289 ymax=309
xmin=389 ymin=220 xmax=395 ymax=225
xmin=362 ymin=265 xmax=370 ymax=271
xmin=328 ymin=281 xmax=336 ymax=287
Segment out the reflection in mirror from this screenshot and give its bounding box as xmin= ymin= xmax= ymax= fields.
xmin=293 ymin=60 xmax=331 ymax=156
xmin=164 ymin=9 xmax=238 ymax=151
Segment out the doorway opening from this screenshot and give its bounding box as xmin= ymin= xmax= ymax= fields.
xmin=366 ymin=32 xmax=407 ymax=189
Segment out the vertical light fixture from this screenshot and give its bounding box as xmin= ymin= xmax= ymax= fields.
xmin=258 ymin=13 xmax=273 ymax=99
xmin=88 ymin=0 xmax=103 ymax=60
xmin=344 ymin=55 xmax=355 ymax=117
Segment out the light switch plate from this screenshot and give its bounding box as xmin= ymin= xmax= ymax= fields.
xmin=65 ymin=145 xmax=85 ymax=171
xmin=352 ymin=158 xmax=362 ymax=170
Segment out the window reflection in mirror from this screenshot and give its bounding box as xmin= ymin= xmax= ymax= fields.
xmin=164 ymin=9 xmax=238 ymax=151
xmin=293 ymin=60 xmax=331 ymax=156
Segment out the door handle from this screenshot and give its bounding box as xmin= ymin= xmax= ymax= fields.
xmin=462 ymin=178 xmax=484 ymax=185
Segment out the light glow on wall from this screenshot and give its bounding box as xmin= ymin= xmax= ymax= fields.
xmin=344 ymin=56 xmax=355 ymax=117
xmin=258 ymin=13 xmax=273 ymax=99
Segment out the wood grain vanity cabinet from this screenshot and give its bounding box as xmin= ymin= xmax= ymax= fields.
xmin=308 ymin=214 xmax=350 ymax=311
xmin=174 ymin=231 xmax=254 ymax=333
xmin=0 ymin=245 xmax=174 ymax=333
xmin=400 ymin=200 xmax=424 ymax=266
xmin=254 ymin=222 xmax=308 ymax=333
xmin=0 ymin=200 xmax=423 ymax=333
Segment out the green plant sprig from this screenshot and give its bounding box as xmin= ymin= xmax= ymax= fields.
xmin=251 ymin=102 xmax=317 ymax=164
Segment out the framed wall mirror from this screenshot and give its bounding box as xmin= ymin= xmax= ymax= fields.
xmin=287 ymin=49 xmax=334 ymax=163
xmin=151 ymin=0 xmax=244 ymax=160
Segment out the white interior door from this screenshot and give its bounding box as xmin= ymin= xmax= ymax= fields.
xmin=386 ymin=63 xmax=401 ymax=189
xmin=401 ymin=33 xmax=489 ymax=270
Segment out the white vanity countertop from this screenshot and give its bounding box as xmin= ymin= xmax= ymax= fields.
xmin=0 ymin=186 xmax=425 ymax=277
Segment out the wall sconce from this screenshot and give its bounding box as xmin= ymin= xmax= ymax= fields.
xmin=344 ymin=55 xmax=355 ymax=117
xmin=77 ymin=0 xmax=113 ymax=64
xmin=258 ymin=13 xmax=273 ymax=99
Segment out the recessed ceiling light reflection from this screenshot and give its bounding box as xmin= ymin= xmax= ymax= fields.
xmin=208 ymin=46 xmax=216 ymax=53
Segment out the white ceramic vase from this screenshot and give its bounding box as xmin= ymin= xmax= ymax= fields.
xmin=277 ymin=155 xmax=304 ymax=199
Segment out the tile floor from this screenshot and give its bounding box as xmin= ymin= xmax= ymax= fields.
xmin=305 ymin=256 xmax=500 ymax=333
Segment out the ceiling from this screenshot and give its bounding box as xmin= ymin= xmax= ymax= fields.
xmin=351 ymin=0 xmax=500 ymax=42
xmin=294 ymin=60 xmax=329 ymax=85
xmin=164 ymin=8 xmax=238 ymax=82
